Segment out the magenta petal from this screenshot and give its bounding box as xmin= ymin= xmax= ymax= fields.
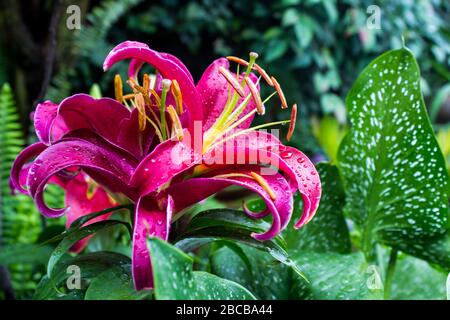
xmin=166 ymin=166 xmax=293 ymax=240
xmin=132 ymin=195 xmax=173 ymax=290
xmin=64 ymin=173 xmax=115 ymax=252
xmin=117 ymin=108 xmax=155 ymax=159
xmin=128 ymin=59 xmax=144 ymax=80
xmin=276 ymin=146 xmax=321 ymax=228
xmin=10 ymin=142 xmax=47 ymax=194
xmin=131 ymin=136 xmax=201 ymax=197
xmin=197 ymin=58 xmax=259 ymax=130
xmin=27 ymin=136 xmax=137 ymax=217
xmin=34 ymin=101 xmax=65 ymax=145
xmin=204 ymin=141 xmax=321 ymax=227
xmin=55 ymin=93 xmax=130 ymax=143
xmin=103 ymin=41 xmax=201 ymax=124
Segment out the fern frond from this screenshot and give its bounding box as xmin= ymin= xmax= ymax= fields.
xmin=0 ymin=83 xmax=43 ymax=298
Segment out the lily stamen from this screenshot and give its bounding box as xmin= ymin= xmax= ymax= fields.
xmin=114 ymin=74 xmax=124 ymax=103
xmin=219 ymin=67 xmax=245 ymax=97
xmin=143 ymin=74 xmax=150 ymax=92
xmin=171 ymin=79 xmax=183 ymax=115
xmin=245 ymin=77 xmax=264 ymax=115
xmin=134 ymin=93 xmax=147 ymax=131
xmin=167 ymin=105 xmax=184 ymax=141
xmin=249 ymin=171 xmax=277 ymax=200
xmin=271 ymin=76 xmax=288 ymax=109
xmin=227 ymin=56 xmax=274 ymax=86
xmin=287 ymin=103 xmax=297 ymax=142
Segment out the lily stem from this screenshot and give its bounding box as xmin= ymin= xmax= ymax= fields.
xmin=384 ymin=248 xmax=398 ymax=300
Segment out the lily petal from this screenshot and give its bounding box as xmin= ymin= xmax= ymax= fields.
xmin=103 ymin=41 xmax=202 ymax=124
xmin=275 ymin=146 xmax=321 ymax=228
xmin=132 ymin=195 xmax=173 ymax=290
xmin=166 ymin=166 xmax=293 ymax=240
xmin=65 ymin=173 xmax=116 ymax=252
xmin=55 ymin=94 xmax=130 ymax=144
xmin=10 ymin=142 xmax=47 ymax=194
xmin=27 ymin=134 xmax=137 ymax=217
xmin=131 ymin=136 xmax=201 ymax=197
xmin=117 ymin=108 xmax=155 ymax=159
xmin=34 ymin=101 xmax=68 ymax=145
xmin=204 ymin=142 xmax=321 ymax=227
xmin=197 ymin=58 xmax=259 ymax=130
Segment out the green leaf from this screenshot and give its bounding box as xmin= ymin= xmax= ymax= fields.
xmin=390 ymin=254 xmax=447 ymax=300
xmin=34 ymin=251 xmax=130 ymax=300
xmin=394 ymin=231 xmax=450 ymax=271
xmin=47 ymin=220 xmax=129 ymax=278
xmin=148 ymin=237 xmax=256 ymax=300
xmin=85 ymin=265 xmax=149 ymax=300
xmin=337 ymin=48 xmax=450 ymax=257
xmin=284 ymin=163 xmax=351 ymax=254
xmin=175 ymin=209 xmax=304 ymax=277
xmin=291 ymin=251 xmax=383 ymax=300
xmin=211 ymin=244 xmax=300 ymax=300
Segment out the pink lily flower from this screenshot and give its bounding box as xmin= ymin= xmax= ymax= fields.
xmin=10 ymin=41 xmax=321 ymax=290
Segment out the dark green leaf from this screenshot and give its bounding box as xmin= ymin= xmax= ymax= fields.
xmin=148 ymin=237 xmax=256 ymax=300
xmin=211 ymin=245 xmax=300 ymax=300
xmin=85 ymin=265 xmax=149 ymax=300
xmin=291 ymin=251 xmax=383 ymax=300
xmin=34 ymin=251 xmax=130 ymax=300
xmin=175 ymin=209 xmax=304 ymax=277
xmin=284 ymin=163 xmax=351 ymax=254
xmin=47 ymin=220 xmax=129 ymax=278
xmin=390 ymin=254 xmax=447 ymax=300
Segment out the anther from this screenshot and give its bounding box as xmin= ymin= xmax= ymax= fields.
xmin=271 ymin=76 xmax=287 ymax=109
xmin=244 ymin=77 xmax=264 ymax=115
xmin=135 ymin=93 xmax=147 ymax=132
xmin=286 ymin=103 xmax=297 ymax=142
xmin=250 ymin=171 xmax=277 ymax=200
xmin=227 ymin=56 xmax=274 ymax=87
xmin=143 ymin=74 xmax=150 ymax=91
xmin=219 ymin=67 xmax=245 ymax=97
xmin=167 ymin=105 xmax=184 ymax=141
xmin=254 ymin=64 xmax=273 ymax=86
xmin=114 ymin=74 xmax=124 ymax=103
xmin=171 ymin=79 xmax=183 ymax=115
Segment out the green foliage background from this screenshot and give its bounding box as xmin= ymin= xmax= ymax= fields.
xmin=0 ymin=0 xmax=450 ymax=300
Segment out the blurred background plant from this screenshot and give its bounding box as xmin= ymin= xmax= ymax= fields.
xmin=0 ymin=0 xmax=450 ymax=299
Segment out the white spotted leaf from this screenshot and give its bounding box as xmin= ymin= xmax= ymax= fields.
xmin=338 ymin=48 xmax=450 ymax=255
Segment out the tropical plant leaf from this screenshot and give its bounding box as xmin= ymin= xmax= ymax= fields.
xmin=34 ymin=252 xmax=130 ymax=300
xmin=283 ymin=163 xmax=351 ymax=254
xmin=174 ymin=209 xmax=303 ymax=277
xmin=47 ymin=220 xmax=130 ymax=278
xmin=390 ymin=254 xmax=447 ymax=300
xmin=291 ymin=251 xmax=383 ymax=300
xmin=85 ymin=265 xmax=149 ymax=300
xmin=210 ymin=244 xmax=301 ymax=300
xmin=337 ymin=47 xmax=450 ymax=258
xmin=148 ymin=237 xmax=256 ymax=300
